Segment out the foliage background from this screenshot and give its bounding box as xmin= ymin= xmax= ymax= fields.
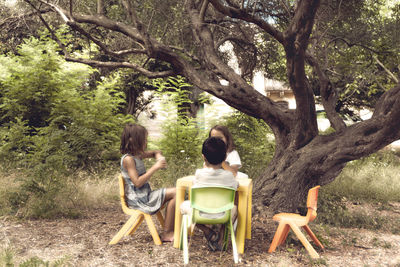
xmin=0 ymin=35 xmax=132 ymax=218
xmin=0 ymin=1 xmax=399 ymax=224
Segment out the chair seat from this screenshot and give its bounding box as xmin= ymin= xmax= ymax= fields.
xmin=273 ymin=213 xmax=308 ymax=226
xmin=109 ymin=175 xmax=165 ymax=246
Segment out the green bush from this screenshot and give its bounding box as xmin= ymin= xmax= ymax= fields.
xmin=0 ymin=118 xmax=34 ymax=166
xmin=153 ymin=117 xmax=206 ymax=187
xmin=221 ymin=111 xmax=275 ymax=179
xmin=157 ymin=117 xmax=205 ymax=163
xmin=0 ymin=36 xmax=131 ymax=170
xmin=0 ymin=35 xmax=133 ymax=218
xmin=151 ymin=76 xmax=209 ymax=185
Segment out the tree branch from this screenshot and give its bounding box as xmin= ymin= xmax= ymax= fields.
xmin=29 ymin=0 xmax=293 ymax=141
xmin=24 ymin=0 xmax=69 ymax=55
xmin=215 ymin=36 xmax=251 ymax=51
xmin=169 ymin=46 xmax=201 ymax=63
xmin=97 ymin=0 xmax=104 ymax=15
xmin=331 ymin=84 xmax=400 ymax=161
xmin=65 ymin=56 xmax=175 ymax=78
xmin=120 ymin=0 xmax=135 ymax=25
xmin=0 ymin=7 xmax=51 ymax=28
xmin=283 ymin=0 xmax=321 ymax=148
xmin=209 ymin=0 xmax=285 ymax=44
xmin=306 ymin=53 xmax=346 ymax=131
xmin=374 ymin=55 xmax=399 ymax=84
xmin=200 ymin=0 xmax=209 ymax=22
xmin=67 ymin=21 xmax=146 ymax=57
xmin=186 ymin=0 xmax=293 ymax=138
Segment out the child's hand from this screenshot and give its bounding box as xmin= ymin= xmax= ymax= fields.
xmin=154 ymin=150 xmax=163 ymax=160
xmin=155 ymin=156 xmax=167 ymax=170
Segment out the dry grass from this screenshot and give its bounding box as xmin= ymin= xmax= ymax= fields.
xmin=1 ymin=201 xmax=399 ymax=266
xmin=1 ymin=154 xmax=400 ymax=266
xmin=334 ymin=160 xmax=400 ymax=203
xmin=72 ymin=172 xmax=120 ymax=208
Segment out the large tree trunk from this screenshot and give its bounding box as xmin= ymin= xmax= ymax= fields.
xmin=254 ymin=144 xmax=345 ymax=212
xmin=255 ymin=85 xmax=400 ymax=212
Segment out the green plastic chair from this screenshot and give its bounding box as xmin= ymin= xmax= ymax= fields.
xmin=179 ymin=186 xmax=238 ymax=264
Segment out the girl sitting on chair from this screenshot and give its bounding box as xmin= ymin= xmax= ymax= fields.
xmin=120 ymin=123 xmax=176 ymax=242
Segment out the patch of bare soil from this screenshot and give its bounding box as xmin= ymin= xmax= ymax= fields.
xmin=1 ymin=202 xmax=400 ymax=267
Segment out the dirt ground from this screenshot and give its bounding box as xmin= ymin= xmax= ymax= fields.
xmin=1 ymin=201 xmax=400 ymax=267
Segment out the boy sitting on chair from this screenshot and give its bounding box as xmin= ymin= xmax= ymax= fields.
xmin=180 ymin=137 xmax=238 ymax=251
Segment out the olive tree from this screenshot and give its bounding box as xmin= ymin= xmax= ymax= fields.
xmin=16 ymin=0 xmax=400 ymax=212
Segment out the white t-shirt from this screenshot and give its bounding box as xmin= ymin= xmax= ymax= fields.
xmin=193 ymin=167 xmax=238 ymax=189
xmin=227 ymin=150 xmax=249 ymax=179
xmin=226 ymin=150 xmax=242 ymax=168
xmin=180 ymin=167 xmax=238 ymax=218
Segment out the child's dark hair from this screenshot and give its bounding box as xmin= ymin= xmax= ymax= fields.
xmin=209 ymin=125 xmax=235 ymax=152
xmin=120 ymin=123 xmax=148 ymax=155
xmin=202 ymin=137 xmax=227 ymax=165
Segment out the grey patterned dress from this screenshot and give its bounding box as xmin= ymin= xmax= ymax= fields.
xmin=120 ymin=154 xmax=166 ymax=215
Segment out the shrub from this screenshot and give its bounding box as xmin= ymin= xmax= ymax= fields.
xmin=220 ymin=111 xmax=275 ymax=179
xmin=0 ymin=35 xmax=133 ymax=218
xmin=152 ymin=117 xmax=206 ymax=187
xmin=0 ymin=118 xmax=34 ymax=166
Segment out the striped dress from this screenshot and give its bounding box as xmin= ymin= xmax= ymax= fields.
xmin=120 ymin=154 xmax=166 ymax=215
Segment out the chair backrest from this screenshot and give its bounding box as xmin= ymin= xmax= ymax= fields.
xmin=191 ymin=186 xmax=236 ymax=213
xmin=118 ymin=174 xmax=130 ymax=213
xmin=305 ymin=185 xmax=320 ymax=222
xmin=190 ymin=186 xmax=236 ymax=224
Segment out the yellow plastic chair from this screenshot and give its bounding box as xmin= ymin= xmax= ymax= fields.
xmin=268 ymin=185 xmax=324 ymax=258
xmin=109 ymin=174 xmax=165 ymax=245
xmin=179 ymin=186 xmax=238 ymax=264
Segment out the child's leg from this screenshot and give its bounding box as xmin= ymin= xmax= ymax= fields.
xmin=197 ymin=224 xmax=222 ymax=251
xmin=215 ymin=207 xmax=237 ymax=249
xmin=161 ymin=187 xmax=176 ymax=241
xmin=197 ymin=224 xmax=213 ymax=237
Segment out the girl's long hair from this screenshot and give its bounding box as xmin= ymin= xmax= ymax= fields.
xmin=120 ymin=123 xmax=148 ymax=155
xmin=209 ymin=125 xmax=235 ymax=153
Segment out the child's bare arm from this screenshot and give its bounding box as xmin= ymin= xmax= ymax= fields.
xmin=124 ymin=156 xmax=166 ymax=188
xmin=142 ymin=150 xmax=163 ymax=159
xmin=222 ymin=161 xmax=239 ymax=177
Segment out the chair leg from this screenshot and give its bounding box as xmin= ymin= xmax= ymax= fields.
xmin=289 ymin=223 xmax=319 ymax=259
xmin=156 ymin=210 xmax=165 ymax=228
xmin=268 ymin=222 xmax=287 ymax=253
xmin=303 ymin=225 xmax=324 ymax=250
xmin=109 ymin=214 xmax=141 ymax=245
xmin=223 ymin=223 xmax=229 ymax=251
xmin=126 ymin=214 xmax=144 ymax=236
xmin=278 ymin=224 xmax=290 ymax=246
xmin=189 ymin=222 xmax=196 ymax=236
xmin=182 ymin=215 xmax=189 ymax=264
xmin=144 ymin=214 xmax=162 ymax=245
xmin=229 ymin=220 xmax=239 ymax=264
xmin=179 ymin=217 xmax=184 ymax=250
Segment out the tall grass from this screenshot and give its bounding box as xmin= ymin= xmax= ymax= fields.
xmin=317 ymin=152 xmax=400 ymax=231
xmin=0 ymin=169 xmax=119 ymax=219
xmin=323 ymin=152 xmax=400 ymax=203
